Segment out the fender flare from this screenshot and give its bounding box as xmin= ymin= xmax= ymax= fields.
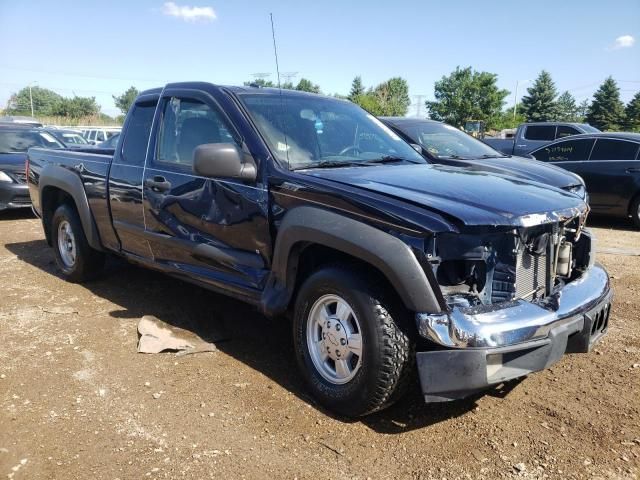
xmin=39 ymin=164 xmax=103 ymax=251
xmin=261 ymin=206 xmax=443 ymax=316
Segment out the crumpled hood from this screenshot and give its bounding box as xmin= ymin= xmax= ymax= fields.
xmin=0 ymin=152 xmax=27 ymax=172
xmin=447 ymin=155 xmax=583 ymax=189
xmin=306 ymin=164 xmax=587 ymax=227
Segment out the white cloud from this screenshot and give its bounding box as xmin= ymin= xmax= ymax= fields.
xmin=161 ymin=2 xmax=216 ymax=22
xmin=612 ymin=35 xmax=635 ymax=49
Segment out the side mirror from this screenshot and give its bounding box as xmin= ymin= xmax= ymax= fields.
xmin=193 ymin=143 xmax=257 ymax=181
xmin=410 ymin=143 xmax=423 ymax=154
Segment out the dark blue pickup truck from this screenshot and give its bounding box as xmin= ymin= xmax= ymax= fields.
xmin=27 ymin=83 xmax=612 ymax=417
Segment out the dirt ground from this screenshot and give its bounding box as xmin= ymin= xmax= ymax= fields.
xmin=0 ymin=210 xmax=638 ymax=480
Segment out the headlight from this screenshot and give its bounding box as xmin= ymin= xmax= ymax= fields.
xmin=565 ymin=184 xmax=586 ymax=200
xmin=0 ymin=171 xmax=14 ymax=183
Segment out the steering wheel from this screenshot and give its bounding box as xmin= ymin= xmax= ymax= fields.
xmin=338 ymin=146 xmax=362 ymax=156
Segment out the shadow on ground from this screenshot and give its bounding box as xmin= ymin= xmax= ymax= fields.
xmin=0 ymin=209 xmax=35 ymax=221
xmin=587 ymin=214 xmax=637 ymax=232
xmin=5 ymin=239 xmax=527 ymax=433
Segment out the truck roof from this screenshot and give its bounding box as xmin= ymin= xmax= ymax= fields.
xmin=137 ymin=83 xmax=342 ymax=101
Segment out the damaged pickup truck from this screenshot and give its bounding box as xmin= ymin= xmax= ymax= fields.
xmin=27 ymin=83 xmax=612 ymax=417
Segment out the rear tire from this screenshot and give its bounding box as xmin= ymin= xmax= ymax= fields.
xmin=292 ymin=266 xmax=414 ymax=417
xmin=51 ymin=204 xmax=105 ymax=282
xmin=631 ymin=196 xmax=640 ymax=229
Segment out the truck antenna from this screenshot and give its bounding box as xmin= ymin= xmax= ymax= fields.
xmin=270 ymin=13 xmax=281 ymax=89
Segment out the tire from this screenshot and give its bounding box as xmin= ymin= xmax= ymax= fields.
xmin=292 ymin=266 xmax=414 ymax=417
xmin=51 ymin=203 xmax=105 ymax=282
xmin=631 ymin=195 xmax=640 ymax=229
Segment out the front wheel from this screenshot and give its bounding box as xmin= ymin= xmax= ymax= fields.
xmin=293 ymin=266 xmax=413 ymax=417
xmin=51 ymin=204 xmax=105 ymax=282
xmin=631 ymin=196 xmax=640 ymax=229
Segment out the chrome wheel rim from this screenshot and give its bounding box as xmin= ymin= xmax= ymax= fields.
xmin=306 ymin=294 xmax=363 ymax=385
xmin=57 ymin=220 xmax=76 ymax=268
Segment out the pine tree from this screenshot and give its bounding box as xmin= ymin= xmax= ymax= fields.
xmin=348 ymin=76 xmax=365 ymax=101
xmin=520 ymin=70 xmax=559 ymax=122
xmin=556 ymin=91 xmax=578 ymax=122
xmin=577 ymin=99 xmax=590 ymax=122
xmin=586 ymin=77 xmax=626 ymax=131
xmin=624 ymin=91 xmax=640 ymax=132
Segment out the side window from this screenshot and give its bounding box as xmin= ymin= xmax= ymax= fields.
xmin=532 ymin=139 xmax=594 ymax=162
xmin=556 ymin=126 xmax=580 ymax=139
xmin=120 ymin=101 xmax=157 ymax=166
xmin=589 ymin=139 xmax=640 ymax=161
xmin=96 ymin=131 xmax=105 ymax=142
xmin=524 ymin=125 xmax=556 ymax=141
xmin=156 ymin=97 xmax=239 ymax=168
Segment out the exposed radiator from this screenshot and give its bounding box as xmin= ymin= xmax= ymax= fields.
xmin=515 ymin=250 xmax=548 ymax=300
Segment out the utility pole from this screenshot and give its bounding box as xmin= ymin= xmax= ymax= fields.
xmin=29 ymin=84 xmax=34 ymax=117
xmin=513 ymin=79 xmax=530 ymax=120
xmin=412 ymin=95 xmax=426 ymax=117
xmin=280 ymin=72 xmax=298 ymax=85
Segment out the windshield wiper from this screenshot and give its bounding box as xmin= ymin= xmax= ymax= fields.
xmin=292 ymin=160 xmax=372 ymax=170
xmin=478 ymin=153 xmax=511 ymax=159
xmin=363 ymin=156 xmax=422 ymax=165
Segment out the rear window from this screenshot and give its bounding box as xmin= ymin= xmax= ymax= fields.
xmin=531 ymin=138 xmax=594 ymax=162
xmin=120 ymin=102 xmax=157 ymax=166
xmin=0 ymin=130 xmax=63 ymax=153
xmin=524 ymin=125 xmax=556 ymax=141
xmin=589 ymin=139 xmax=639 ymax=161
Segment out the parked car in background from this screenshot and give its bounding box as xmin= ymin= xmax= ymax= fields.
xmin=82 ymin=127 xmax=121 ymax=145
xmin=484 ymin=122 xmax=600 ymax=156
xmin=0 ymin=115 xmax=43 ymax=127
xmin=46 ymin=129 xmax=90 ymax=148
xmin=0 ymin=124 xmax=63 ymax=211
xmin=380 ymin=117 xmax=587 ymax=198
xmin=530 ymin=133 xmax=640 ymax=227
xmin=97 ymin=132 xmax=120 ymax=149
xmin=27 ymin=83 xmax=611 ymax=416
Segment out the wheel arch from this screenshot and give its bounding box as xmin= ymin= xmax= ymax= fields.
xmin=39 ymin=165 xmax=102 ymax=251
xmin=260 ymin=206 xmax=444 ymax=316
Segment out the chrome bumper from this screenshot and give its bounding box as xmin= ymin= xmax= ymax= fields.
xmin=416 ymin=263 xmax=610 ymax=349
xmin=415 ymin=264 xmax=612 ymax=402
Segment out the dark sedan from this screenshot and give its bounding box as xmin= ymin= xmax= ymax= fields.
xmin=380 ymin=117 xmax=587 ymax=199
xmin=530 ymin=133 xmax=640 ymax=227
xmin=0 ymin=125 xmax=64 ymax=211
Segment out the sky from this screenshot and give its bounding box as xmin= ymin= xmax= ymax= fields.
xmin=0 ymin=0 xmax=639 ymax=118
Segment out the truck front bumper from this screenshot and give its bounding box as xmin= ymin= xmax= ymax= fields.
xmin=415 ymin=264 xmax=612 ymax=402
xmin=0 ymin=182 xmax=30 ymax=210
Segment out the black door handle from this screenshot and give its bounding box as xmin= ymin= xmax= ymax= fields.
xmin=626 ymin=167 xmax=640 ymax=173
xmin=144 ymin=176 xmax=171 ymax=192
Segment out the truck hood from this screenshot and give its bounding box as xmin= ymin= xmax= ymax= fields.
xmin=305 ymin=164 xmax=587 ymax=227
xmin=0 ymin=152 xmax=27 ymax=172
xmin=442 ymin=155 xmax=582 ymax=189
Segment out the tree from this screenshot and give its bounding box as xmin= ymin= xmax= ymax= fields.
xmin=624 ymin=91 xmax=640 ymax=132
xmin=351 ymin=92 xmax=384 ymax=115
xmin=520 ymin=70 xmax=559 ymax=122
xmin=51 ymin=96 xmax=100 ymax=118
xmin=586 ymin=77 xmax=626 ymax=131
xmin=374 ymin=77 xmax=411 ymax=116
xmin=113 ymin=86 xmax=139 ymax=115
xmin=243 ymin=78 xmax=275 ymax=88
xmin=555 ymin=91 xmax=579 ymax=122
xmin=5 ymin=86 xmax=63 ymax=116
xmin=348 ymin=76 xmax=365 ymax=101
xmin=295 ymin=78 xmax=321 ymax=94
xmin=577 ymin=99 xmax=590 ymax=122
xmin=426 ymin=66 xmax=509 ymax=128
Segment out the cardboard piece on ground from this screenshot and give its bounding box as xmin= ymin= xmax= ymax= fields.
xmin=137 ymin=315 xmax=217 ymax=355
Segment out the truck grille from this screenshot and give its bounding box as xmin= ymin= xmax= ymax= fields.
xmin=515 ymin=250 xmax=548 ymax=300
xmin=12 ymin=171 xmax=27 ymax=183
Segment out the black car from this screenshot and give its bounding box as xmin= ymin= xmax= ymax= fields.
xmin=529 ymin=133 xmax=640 ymax=228
xmin=0 ymin=125 xmax=63 ymax=211
xmin=380 ymin=117 xmax=587 ymax=198
xmin=97 ymin=132 xmax=120 ymax=148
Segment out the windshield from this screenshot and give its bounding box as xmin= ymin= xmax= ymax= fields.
xmin=400 ymin=122 xmax=504 ymax=159
xmin=60 ymin=132 xmax=88 ymax=144
xmin=239 ymin=93 xmax=425 ymax=170
xmin=0 ymin=130 xmax=64 ymax=153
